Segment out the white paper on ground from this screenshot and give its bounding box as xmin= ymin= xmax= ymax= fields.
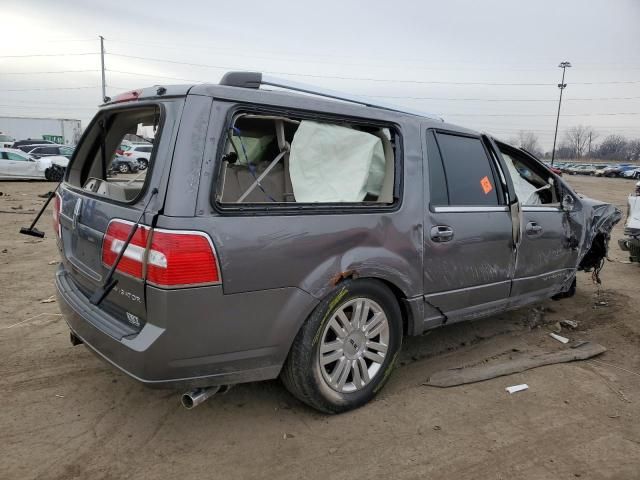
xmin=550 ymin=333 xmax=570 ymax=344
xmin=505 ymin=384 xmax=529 ymax=394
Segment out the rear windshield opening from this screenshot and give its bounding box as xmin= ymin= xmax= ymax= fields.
xmin=215 ymin=113 xmax=398 ymax=206
xmin=67 ymin=106 xmax=160 ymax=203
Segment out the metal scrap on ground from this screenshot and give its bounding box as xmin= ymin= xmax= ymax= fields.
xmin=425 ymin=342 xmax=607 ymax=388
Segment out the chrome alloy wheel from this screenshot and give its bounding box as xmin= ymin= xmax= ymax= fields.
xmin=318 ymin=298 xmax=390 ymax=393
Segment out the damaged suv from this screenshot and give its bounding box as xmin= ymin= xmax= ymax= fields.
xmin=52 ymin=72 xmax=621 ymax=413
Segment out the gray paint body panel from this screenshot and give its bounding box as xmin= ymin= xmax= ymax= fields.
xmin=53 ymin=82 xmax=621 ymax=389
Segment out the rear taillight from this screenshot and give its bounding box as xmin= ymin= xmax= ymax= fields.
xmin=102 ymin=220 xmax=220 ymax=288
xmin=125 ymin=152 xmax=132 ymax=156
xmin=52 ymin=192 xmax=61 ymax=238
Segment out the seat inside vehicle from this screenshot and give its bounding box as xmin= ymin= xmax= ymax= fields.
xmin=218 ymin=114 xmax=396 ymax=204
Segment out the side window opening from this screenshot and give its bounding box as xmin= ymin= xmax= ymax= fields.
xmin=216 ymin=113 xmax=398 ymax=205
xmin=497 ymin=144 xmax=558 ymax=206
xmin=67 ymin=105 xmax=161 ymax=203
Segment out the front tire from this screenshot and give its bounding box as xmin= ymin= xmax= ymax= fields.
xmin=281 ymin=279 xmax=402 ymax=413
xmin=137 ymin=158 xmax=148 ymax=170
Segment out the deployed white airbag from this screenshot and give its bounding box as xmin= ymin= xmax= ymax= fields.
xmin=289 ymin=121 xmax=385 ymax=202
xmin=502 ymin=153 xmax=542 ymax=205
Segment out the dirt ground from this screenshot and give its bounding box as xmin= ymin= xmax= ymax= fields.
xmin=1 ymin=175 xmax=639 ymax=480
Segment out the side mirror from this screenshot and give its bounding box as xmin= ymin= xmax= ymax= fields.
xmin=562 ymin=194 xmax=575 ymax=212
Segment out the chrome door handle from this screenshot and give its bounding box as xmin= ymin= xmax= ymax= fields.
xmin=431 ymin=225 xmax=454 ymax=242
xmin=525 ymin=221 xmax=543 ymax=236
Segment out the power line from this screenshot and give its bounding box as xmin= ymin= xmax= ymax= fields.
xmin=103 ymin=39 xmax=640 ymax=71
xmin=0 ymin=86 xmax=99 ymax=92
xmin=0 ymin=52 xmax=98 ymax=58
xmin=372 ymin=95 xmax=640 ymax=102
xmin=443 ymin=112 xmax=640 ymax=117
xmin=106 ymin=69 xmax=204 ymax=83
xmin=105 ymin=53 xmax=551 ymax=85
xmin=3 ymin=70 xmax=100 ymax=75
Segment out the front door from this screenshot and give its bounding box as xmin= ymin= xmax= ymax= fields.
xmin=494 ymin=143 xmax=579 ymax=303
xmin=423 ymin=129 xmax=515 ymax=326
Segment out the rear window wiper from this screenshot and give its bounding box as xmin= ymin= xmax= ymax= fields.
xmin=90 ymin=188 xmax=158 ymax=306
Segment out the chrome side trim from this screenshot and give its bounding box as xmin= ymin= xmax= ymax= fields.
xmin=521 ymin=205 xmax=561 ymax=212
xmin=432 ymin=205 xmax=509 ymax=213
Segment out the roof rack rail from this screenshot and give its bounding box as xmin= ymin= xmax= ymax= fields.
xmin=219 ymin=71 xmax=443 ymax=122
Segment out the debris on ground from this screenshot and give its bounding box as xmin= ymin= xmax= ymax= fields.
xmin=561 ymin=320 xmax=579 ymax=329
xmin=40 ymin=296 xmax=56 ymax=304
xmin=550 ymin=333 xmax=570 ymax=344
xmin=10 ymin=205 xmax=23 ymax=210
xmin=283 ymin=433 xmax=295 ymax=439
xmin=38 ymin=192 xmax=54 ymax=198
xmin=1 ymin=249 xmax=7 ymax=254
xmin=551 ymin=322 xmax=563 ymax=333
xmin=425 ymin=342 xmax=606 ymax=387
xmin=525 ymin=306 xmax=547 ymax=328
xmin=505 ymin=384 xmax=529 ymax=394
xmin=47 ymin=260 xmax=58 ymax=265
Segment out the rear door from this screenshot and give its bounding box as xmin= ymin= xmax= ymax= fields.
xmin=57 ymin=98 xmax=184 ymax=334
xmin=423 ymin=129 xmax=515 ymax=323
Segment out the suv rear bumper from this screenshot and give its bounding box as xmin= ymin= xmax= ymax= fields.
xmin=55 ymin=267 xmax=318 ymax=389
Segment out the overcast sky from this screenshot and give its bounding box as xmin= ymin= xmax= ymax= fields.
xmin=1 ymin=0 xmax=639 ymax=149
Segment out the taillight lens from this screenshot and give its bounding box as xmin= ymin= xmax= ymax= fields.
xmin=52 ymin=192 xmax=62 ymax=238
xmin=124 ymin=152 xmax=132 ymax=156
xmin=102 ymin=220 xmax=220 ymax=288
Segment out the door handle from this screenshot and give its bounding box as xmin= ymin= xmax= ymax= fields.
xmin=525 ymin=221 xmax=543 ymax=236
xmin=431 ymin=225 xmax=454 ymax=242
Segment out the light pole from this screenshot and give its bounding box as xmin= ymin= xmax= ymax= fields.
xmin=99 ymin=35 xmax=106 ymax=103
xmin=551 ymin=61 xmax=571 ymax=166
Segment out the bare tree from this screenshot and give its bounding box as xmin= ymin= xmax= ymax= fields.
xmin=627 ymin=139 xmax=640 ymax=162
xmin=596 ymin=135 xmax=628 ymax=160
xmin=563 ymin=125 xmax=596 ymax=158
xmin=515 ymin=130 xmax=542 ymax=156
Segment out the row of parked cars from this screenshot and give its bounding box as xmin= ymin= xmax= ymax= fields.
xmin=0 ymin=139 xmax=73 ymax=181
xmin=557 ymin=162 xmax=640 ymax=179
xmin=0 ymin=137 xmax=154 ymax=180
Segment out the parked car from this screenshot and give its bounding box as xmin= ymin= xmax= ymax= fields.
xmin=594 ymin=165 xmax=611 ymax=176
xmin=109 ymin=156 xmax=140 ymax=174
xmin=11 ymin=139 xmax=57 ymax=149
xmin=621 ymin=167 xmax=640 ymax=179
xmin=618 ymin=181 xmax=640 ymax=262
xmin=52 ymin=72 xmax=621 ymax=413
xmin=22 ymin=144 xmax=75 ymax=159
xmin=121 ymin=143 xmax=153 ymax=169
xmin=0 ymin=133 xmax=15 ymax=148
xmin=603 ymin=164 xmax=634 ymax=177
xmin=0 ymin=148 xmax=67 ymax=180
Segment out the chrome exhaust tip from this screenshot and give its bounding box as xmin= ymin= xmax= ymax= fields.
xmin=181 ymin=386 xmax=229 ymax=409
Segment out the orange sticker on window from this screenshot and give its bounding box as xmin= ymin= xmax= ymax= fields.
xmin=480 ymin=176 xmax=493 ymax=195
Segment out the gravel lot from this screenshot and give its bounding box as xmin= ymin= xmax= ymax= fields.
xmin=1 ymin=175 xmax=639 ymax=480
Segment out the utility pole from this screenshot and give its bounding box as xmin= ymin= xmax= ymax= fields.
xmin=99 ymin=35 xmax=106 ymax=102
xmin=551 ymin=61 xmax=571 ymax=166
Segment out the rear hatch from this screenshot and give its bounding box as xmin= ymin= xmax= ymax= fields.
xmin=56 ymin=95 xmax=184 ymax=334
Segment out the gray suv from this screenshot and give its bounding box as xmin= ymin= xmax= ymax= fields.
xmin=53 ymin=72 xmax=620 ymax=413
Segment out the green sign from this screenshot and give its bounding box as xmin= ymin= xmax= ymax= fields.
xmin=43 ymin=134 xmax=64 ymax=144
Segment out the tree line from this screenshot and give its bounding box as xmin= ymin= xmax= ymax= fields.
xmin=509 ymin=126 xmax=640 ymax=162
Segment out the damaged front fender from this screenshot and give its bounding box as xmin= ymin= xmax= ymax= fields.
xmin=574 ymin=197 xmax=622 ymax=271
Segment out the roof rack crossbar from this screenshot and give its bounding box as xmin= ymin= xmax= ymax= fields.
xmin=219 ymin=71 xmax=443 ymax=121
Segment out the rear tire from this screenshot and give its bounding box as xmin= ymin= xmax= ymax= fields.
xmin=118 ymin=164 xmax=130 ymax=173
xmin=281 ymin=279 xmax=402 ymax=413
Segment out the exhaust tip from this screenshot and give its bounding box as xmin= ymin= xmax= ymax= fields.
xmin=181 ymin=393 xmax=195 ymax=409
